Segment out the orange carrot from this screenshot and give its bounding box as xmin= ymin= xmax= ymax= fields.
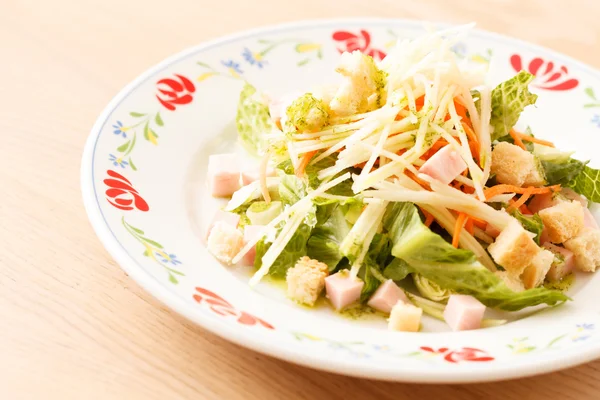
xmin=465 ymin=218 xmax=474 ymax=235
xmin=509 ymin=129 xmax=527 ymax=150
xmin=484 ymin=184 xmax=561 ymax=200
xmin=452 ymin=212 xmax=468 ymax=248
xmin=295 ymin=151 xmax=316 ymax=178
xmin=406 ymin=170 xmax=431 ymax=190
xmin=419 ymin=207 xmax=435 ymax=227
xmin=512 ymin=130 xmax=555 ymax=147
xmin=454 ymin=100 xmax=473 ymax=129
xmin=520 ymin=203 xmax=533 ymax=215
xmin=508 ymin=187 xmax=535 ymax=212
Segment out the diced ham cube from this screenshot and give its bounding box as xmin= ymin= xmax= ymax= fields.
xmin=443 ymin=294 xmax=486 ymax=331
xmin=240 ymin=225 xmax=265 ymax=266
xmin=543 ymin=242 xmax=575 ymax=281
xmin=583 ymin=207 xmax=599 ymax=230
xmin=367 ymin=279 xmax=409 ymax=314
xmin=241 ymin=164 xmax=276 ymax=186
xmin=528 ymin=192 xmax=558 ymax=214
xmin=419 ymin=145 xmax=467 ymax=185
xmin=206 ymin=210 xmax=240 ymax=239
xmin=207 ymin=154 xmax=241 ymax=197
xmin=325 ymin=271 xmax=364 ymax=310
xmin=388 ymin=302 xmax=422 ymax=332
xmin=562 ymin=188 xmax=588 ymax=207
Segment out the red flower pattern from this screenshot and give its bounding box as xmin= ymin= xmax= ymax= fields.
xmin=193 ymin=287 xmax=274 ymax=330
xmin=510 ymin=54 xmax=579 ymax=91
xmin=103 ymin=170 xmax=149 ymax=211
xmin=332 ymin=30 xmax=386 ymax=61
xmin=419 ymin=346 xmax=494 ymax=363
xmin=156 ymin=74 xmax=196 ymax=111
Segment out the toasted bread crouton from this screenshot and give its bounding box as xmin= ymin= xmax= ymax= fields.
xmin=539 ymin=200 xmax=584 ymax=243
xmin=488 ymin=220 xmax=540 ymax=275
xmin=286 ymin=256 xmax=329 ymax=306
xmin=329 ymin=51 xmax=386 ymax=116
xmin=496 ymin=271 xmax=525 ymax=292
xmin=521 ymin=249 xmax=554 ymax=289
xmin=207 ymin=221 xmax=244 ymax=264
xmin=564 ymin=228 xmax=600 ymax=272
xmin=388 ymin=301 xmax=422 ymax=332
xmin=491 ymin=142 xmax=546 ymax=187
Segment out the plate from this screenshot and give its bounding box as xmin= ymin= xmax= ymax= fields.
xmin=81 ymin=18 xmax=600 ymax=383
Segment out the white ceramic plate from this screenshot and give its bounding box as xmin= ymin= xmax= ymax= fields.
xmin=82 ymin=19 xmax=600 ymax=383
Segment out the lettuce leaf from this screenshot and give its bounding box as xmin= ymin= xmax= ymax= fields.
xmin=278 ymin=172 xmax=307 ymax=206
xmin=307 ymin=207 xmax=351 ymax=270
xmin=254 ymin=223 xmax=312 ymax=279
xmin=383 ymin=258 xmax=412 ymax=281
xmin=236 ymin=82 xmax=276 ymax=156
xmin=511 ymin=210 xmax=544 ymax=245
xmin=358 ymin=233 xmax=391 ymax=302
xmin=383 ymin=202 xmax=569 ymax=311
xmin=568 ymin=164 xmax=600 ymax=202
xmin=490 ymin=71 xmax=538 ymax=141
xmin=542 ymin=158 xmax=588 ymax=186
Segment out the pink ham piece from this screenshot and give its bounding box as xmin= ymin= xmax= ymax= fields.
xmin=562 ymin=188 xmax=588 ymax=207
xmin=443 ymin=294 xmax=486 ymax=331
xmin=206 ymin=210 xmax=240 ymax=240
xmin=241 ymin=164 xmax=276 ymax=186
xmin=367 ymin=279 xmax=408 ymax=313
xmin=528 ymin=192 xmax=557 ymax=214
xmin=240 ymin=225 xmax=265 ymax=266
xmin=418 ymin=145 xmax=467 ymax=185
xmin=583 ymin=207 xmax=599 ymax=230
xmin=543 ymin=242 xmax=576 ymax=281
xmin=325 ymin=272 xmax=364 ymax=310
xmin=207 ymin=153 xmax=242 ymax=197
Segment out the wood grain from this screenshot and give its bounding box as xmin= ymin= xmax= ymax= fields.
xmin=1 ymin=0 xmax=599 ymax=398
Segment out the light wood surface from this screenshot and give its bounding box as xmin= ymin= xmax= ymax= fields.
xmin=2 ymin=0 xmax=600 ymax=398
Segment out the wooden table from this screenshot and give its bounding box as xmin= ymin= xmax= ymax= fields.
xmin=2 ymin=0 xmax=600 ymax=398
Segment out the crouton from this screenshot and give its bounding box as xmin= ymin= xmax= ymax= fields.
xmin=539 ymin=200 xmax=584 ymax=243
xmin=488 ymin=220 xmax=540 ymax=275
xmin=388 ymin=301 xmax=422 ymax=332
xmin=564 ymin=228 xmax=600 ymax=272
xmin=286 ymin=256 xmax=329 ymax=306
xmin=285 ymin=93 xmax=329 ymax=133
xmin=521 ymin=249 xmax=554 ymax=289
xmin=206 ymin=221 xmax=244 ymax=264
xmin=496 ymin=271 xmax=525 ymax=292
xmin=329 ymin=51 xmax=387 ymax=116
xmin=543 ymin=242 xmax=575 ymax=282
xmin=491 ymin=142 xmax=546 ymax=187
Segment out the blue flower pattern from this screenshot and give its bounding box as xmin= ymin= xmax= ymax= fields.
xmin=112 ymin=121 xmax=127 ymax=138
xmin=156 ymin=252 xmax=182 ymax=266
xmin=109 ymin=154 xmax=128 ymax=168
xmin=242 ymin=47 xmax=266 ymax=68
xmin=221 ymin=60 xmax=243 ymax=74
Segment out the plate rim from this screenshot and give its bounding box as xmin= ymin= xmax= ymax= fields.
xmin=81 ymin=17 xmax=600 ymax=383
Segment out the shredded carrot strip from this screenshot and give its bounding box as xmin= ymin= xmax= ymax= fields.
xmin=520 ymin=203 xmax=533 ymax=215
xmin=455 ymin=100 xmax=473 ymax=129
xmin=452 ymin=213 xmax=468 ymax=248
xmin=465 ymin=218 xmax=474 ymax=235
xmin=484 ymin=184 xmax=561 ymax=200
xmin=295 ymin=151 xmax=317 ymax=178
xmin=472 ymin=219 xmax=487 ymax=230
xmin=419 ymin=207 xmax=435 ymax=227
xmin=509 ymin=129 xmax=527 ymax=150
xmin=260 ymin=151 xmax=272 ymax=204
xmin=512 ymin=130 xmax=555 ymax=147
xmin=406 ymin=170 xmax=431 ymax=190
xmin=508 ymin=187 xmax=535 ymax=212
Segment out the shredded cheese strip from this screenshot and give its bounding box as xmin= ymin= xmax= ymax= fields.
xmin=477 ymin=86 xmax=493 ymax=184
xmin=349 ymin=201 xmax=388 ymax=278
xmin=233 ymin=172 xmax=351 ymax=266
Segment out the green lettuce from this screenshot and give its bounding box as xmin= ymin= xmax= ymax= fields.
xmin=236 ymin=82 xmax=276 ymax=156
xmin=254 ymin=223 xmax=312 ymax=279
xmin=568 ymin=165 xmax=600 ymax=202
xmin=358 ymin=233 xmax=392 ymax=302
xmin=542 ymin=158 xmax=588 ymax=186
xmin=490 ymin=71 xmax=538 ymax=141
xmin=279 ymin=172 xmax=307 ymax=206
xmin=383 ymin=258 xmax=412 ymax=281
xmin=306 ymin=207 xmax=351 ymax=270
xmin=383 ymin=202 xmax=569 ymax=311
xmin=511 ymin=210 xmax=544 ymax=245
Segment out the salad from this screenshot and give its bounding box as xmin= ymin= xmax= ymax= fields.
xmin=205 ymin=25 xmax=600 ymax=332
